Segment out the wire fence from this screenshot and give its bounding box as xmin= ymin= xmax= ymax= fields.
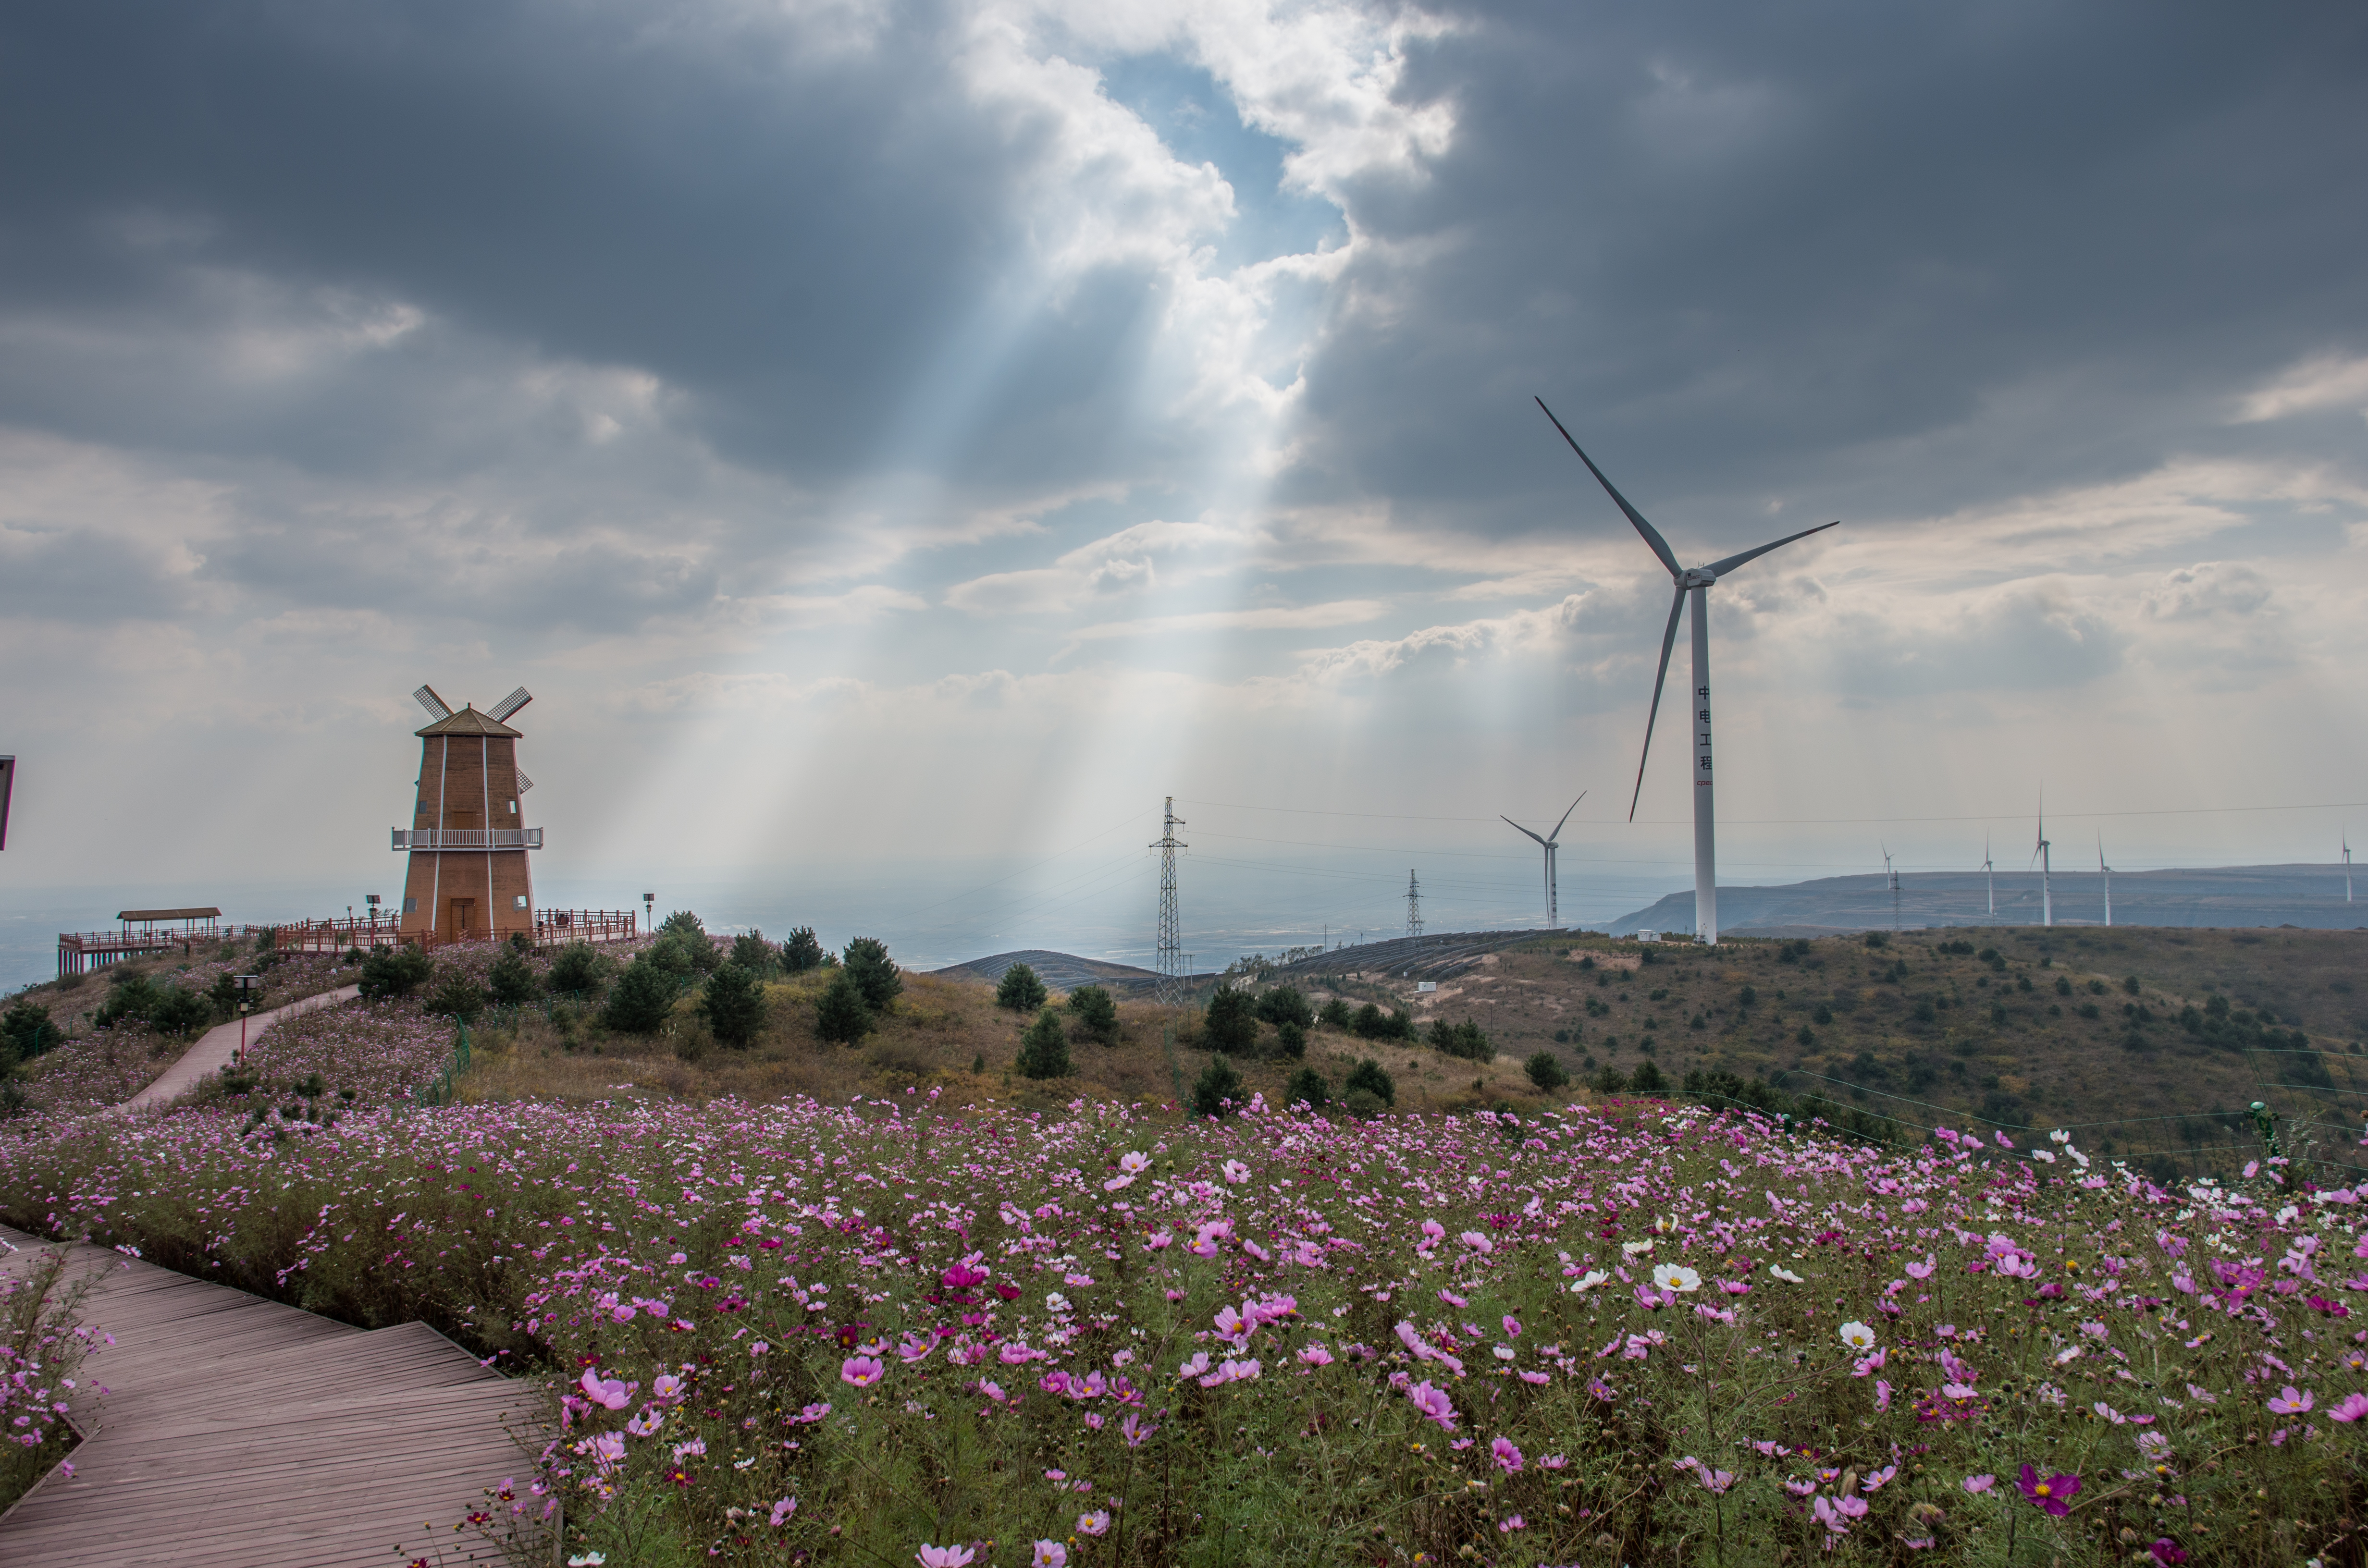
xmin=414 ymin=1020 xmax=474 ymax=1109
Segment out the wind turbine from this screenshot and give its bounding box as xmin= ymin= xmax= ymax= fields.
xmin=1503 ymin=793 xmax=1584 ymax=930
xmin=2031 ymin=797 xmax=2053 ymax=928
xmin=1884 ymin=845 xmax=1901 ymax=932
xmin=1537 ymin=399 xmax=1837 ymax=946
xmin=2345 ymin=833 xmax=2354 ymax=905
xmin=2098 ymin=835 xmax=2113 ymax=928
xmin=1982 ymin=833 xmax=1996 ymax=919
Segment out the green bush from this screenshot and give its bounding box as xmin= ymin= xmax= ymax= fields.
xmin=1 ymin=1000 xmax=56 ymax=1064
xmin=1016 ymin=1006 xmax=1072 ymax=1079
xmin=488 ymin=949 xmax=541 ymax=1005
xmin=1284 ymin=1066 xmax=1329 ymax=1110
xmin=660 ymin=910 xmax=707 ymax=943
xmin=1428 ymin=1018 xmax=1491 ymax=1061
xmin=1204 ymin=988 xmax=1259 ymax=1054
xmin=699 ymin=963 xmax=768 ymax=1049
xmin=812 ymin=969 xmax=874 ymax=1045
xmin=1317 ymin=997 xmax=1352 ymax=1029
xmin=425 ymin=971 xmax=489 ymax=1024
xmin=1628 ymin=1059 xmax=1669 ymax=1094
xmin=644 ymin=933 xmax=712 ymax=979
xmin=1524 ymin=1050 xmax=1569 ymax=1092
xmin=149 ymin=989 xmax=215 ymax=1038
xmin=94 ymin=975 xmax=162 ymax=1028
xmin=996 ymin=963 xmax=1048 ymax=1013
xmin=1189 ymin=1053 xmax=1246 ymax=1117
xmin=358 ymin=946 xmax=436 ymax=1002
xmin=730 ymin=931 xmax=779 ymax=977
xmin=1273 ymin=1019 xmax=1307 ymax=1060
xmin=1066 ymin=984 xmax=1119 ymax=1044
xmin=1589 ymin=1063 xmax=1628 ymax=1093
xmin=842 ymin=938 xmax=902 ymax=1012
xmin=602 ymin=960 xmax=681 ymax=1034
xmin=547 ymin=943 xmax=612 ymax=995
xmin=1343 ymin=1057 xmax=1395 ymax=1108
xmin=1255 ymin=987 xmax=1314 ymax=1029
xmin=780 ymin=927 xmax=826 ymax=973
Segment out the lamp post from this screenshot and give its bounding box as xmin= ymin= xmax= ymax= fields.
xmin=365 ymin=894 xmax=381 ymax=945
xmin=643 ymin=892 xmax=654 ymax=934
xmin=234 ymin=974 xmax=261 ymax=1066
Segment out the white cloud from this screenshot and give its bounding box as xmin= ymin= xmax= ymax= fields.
xmin=2234 ymin=353 xmax=2368 ymax=424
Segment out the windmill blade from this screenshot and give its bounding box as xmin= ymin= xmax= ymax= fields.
xmin=1549 ymin=790 xmax=1587 ymax=842
xmin=1501 ymin=816 xmax=1550 ymax=848
xmin=413 ymin=685 xmax=453 ymax=721
xmin=1628 ymin=584 xmax=1688 ymax=821
xmin=1702 ymin=520 xmax=1841 ymax=580
xmin=1535 ymin=398 xmax=1682 ymax=578
xmin=488 ymin=686 xmax=534 ymax=722
xmin=514 ymin=769 xmax=535 ymax=794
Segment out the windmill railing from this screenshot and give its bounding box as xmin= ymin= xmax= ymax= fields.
xmin=391 ymin=828 xmax=543 ymax=850
xmin=259 ymin=909 xmax=640 ymax=956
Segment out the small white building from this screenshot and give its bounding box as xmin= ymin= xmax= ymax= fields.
xmin=1416 ymin=980 xmax=1437 ymax=993
xmin=1636 ymin=930 xmax=1661 ymax=943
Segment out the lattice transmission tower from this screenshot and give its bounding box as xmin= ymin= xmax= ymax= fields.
xmin=1406 ymin=869 xmax=1423 ymax=939
xmin=1152 ymin=796 xmax=1188 ymax=1003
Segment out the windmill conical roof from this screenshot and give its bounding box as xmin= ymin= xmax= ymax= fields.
xmin=415 ymin=705 xmax=523 ymax=738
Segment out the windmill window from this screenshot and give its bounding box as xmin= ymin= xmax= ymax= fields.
xmin=513 ymin=894 xmax=528 ymax=909
xmin=508 ymin=800 xmax=517 ymax=814
xmin=404 ymin=897 xmax=418 ymax=913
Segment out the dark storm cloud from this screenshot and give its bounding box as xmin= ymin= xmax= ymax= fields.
xmin=1289 ymin=0 xmax=2368 ymax=542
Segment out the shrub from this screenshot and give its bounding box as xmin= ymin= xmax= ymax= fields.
xmin=1351 ymin=1002 xmax=1385 ymax=1038
xmin=1738 ymin=984 xmax=1757 ymax=1007
xmin=698 ymin=964 xmax=768 ymax=1049
xmin=995 ymin=963 xmax=1048 ymax=1013
xmin=1628 ymin=1059 xmax=1668 ymax=1094
xmin=1589 ymin=1063 xmax=1629 ymax=1093
xmin=1862 ymin=931 xmax=1887 ymax=949
xmin=842 ymin=938 xmax=901 ymax=1012
xmin=780 ymin=927 xmax=826 ymax=973
xmin=1317 ymin=997 xmax=1352 ymax=1029
xmin=1016 ymin=1007 xmax=1072 ymax=1079
xmin=1066 ymin=984 xmax=1119 ymax=1044
xmin=644 ymin=933 xmax=710 ymax=979
xmin=1255 ymin=987 xmax=1313 ymax=1029
xmin=546 ymin=943 xmax=611 ymax=995
xmin=488 ymin=949 xmax=541 ymax=1005
xmin=1284 ymin=1066 xmax=1329 ymax=1110
xmin=148 ymin=989 xmax=215 ymax=1038
xmin=1427 ymin=1018 xmax=1491 ymax=1061
xmin=1342 ymin=1057 xmax=1395 ymax=1108
xmin=729 ymin=931 xmax=779 ymax=977
xmin=1190 ymin=1053 xmax=1245 ymax=1117
xmin=1524 ymin=1051 xmax=1569 ymax=1091
xmin=1204 ymin=988 xmax=1260 ymax=1055
xmin=660 ymin=910 xmax=707 ymax=943
xmin=94 ymin=975 xmax=162 ymax=1028
xmin=0 ymin=1001 xmax=55 ymax=1064
xmin=1273 ymin=1019 xmax=1307 ymax=1060
xmin=358 ymin=946 xmax=435 ymax=1002
xmin=602 ymin=960 xmax=681 ymax=1034
xmin=811 ymin=969 xmax=874 ymax=1045
xmin=426 ymin=971 xmax=489 ymax=1024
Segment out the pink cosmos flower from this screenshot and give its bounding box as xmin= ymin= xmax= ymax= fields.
xmin=1497 ymin=1516 xmax=1525 ymax=1532
xmin=579 ymin=1370 xmax=635 ymax=1410
xmin=769 ymin=1497 xmax=797 ymax=1527
xmin=1541 ymin=1454 xmax=1567 ymax=1469
xmin=626 ymin=1408 xmax=662 ymax=1437
xmin=841 ymin=1355 xmax=886 ymax=1388
xmin=977 ymin=1380 xmax=1006 ymax=1403
xmin=898 ymin=1332 xmax=937 ymax=1363
xmin=2017 ymin=1464 xmax=2080 ymax=1516
xmin=1406 ymin=1379 xmax=1458 ymax=1431
xmin=1077 ymin=1511 xmax=1110 ymax=1536
xmin=2328 ymin=1392 xmax=2368 ymax=1423
xmin=1492 ymin=1436 xmax=1524 ymax=1473
xmin=916 ymin=1546 xmax=977 ymax=1568
xmin=1502 ymin=1314 xmax=1522 ymax=1337
xmin=1297 ymin=1344 xmax=1334 ymax=1368
xmin=2266 ymin=1385 xmax=2314 ymax=1415
xmin=1962 ymin=1475 xmax=1996 ymax=1494
xmin=651 ymin=1374 xmax=683 ymax=1404
xmin=2149 ymin=1541 xmax=2188 ymax=1565
xmin=1031 ymin=1542 xmax=1067 ymax=1568
xmin=1874 ymin=1379 xmax=1892 ymax=1411
xmin=1862 ymin=1465 xmax=1896 ymax=1492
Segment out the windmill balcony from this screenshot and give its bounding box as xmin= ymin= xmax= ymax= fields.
xmin=391 ymin=828 xmax=543 ymax=850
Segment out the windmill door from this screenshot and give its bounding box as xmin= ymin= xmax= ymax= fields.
xmin=449 ymin=898 xmax=476 ymax=937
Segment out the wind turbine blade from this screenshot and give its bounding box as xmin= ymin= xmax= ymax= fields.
xmin=413 ymin=684 xmax=453 ymax=721
xmin=488 ymin=686 xmax=534 ymax=722
xmin=1628 ymin=585 xmax=1688 ymax=821
xmin=1501 ymin=816 xmax=1549 ymax=848
xmin=1550 ymin=791 xmax=1587 ymax=841
xmin=1702 ymin=520 xmax=1841 ymax=580
xmin=1535 ymin=398 xmax=1682 ymax=578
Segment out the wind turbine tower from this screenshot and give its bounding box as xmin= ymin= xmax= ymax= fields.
xmin=2032 ymin=800 xmax=2053 ymax=929
xmin=1982 ymin=833 xmax=1996 ymax=919
xmin=1537 ymin=400 xmax=1838 ymax=945
xmin=1502 ymin=794 xmax=1584 ymax=931
xmin=2345 ymin=833 xmax=2354 ymax=905
xmin=1406 ymin=870 xmax=1424 ymax=940
xmin=1885 ymin=846 xmax=1900 ymax=932
xmin=2098 ymin=836 xmax=2113 ymax=928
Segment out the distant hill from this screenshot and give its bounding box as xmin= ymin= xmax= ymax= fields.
xmin=1608 ymin=863 xmax=2366 ymax=937
xmin=928 ymin=949 xmax=1171 ymax=994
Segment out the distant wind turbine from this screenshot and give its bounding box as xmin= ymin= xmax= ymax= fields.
xmin=2345 ymin=833 xmax=2354 ymax=905
xmin=1536 ymin=399 xmax=1838 ymax=945
xmin=1503 ymin=793 xmax=1584 ymax=930
xmin=2098 ymin=835 xmax=2113 ymax=928
xmin=1884 ymin=845 xmax=1900 ymax=932
xmin=2031 ymin=796 xmax=2053 ymax=928
xmin=1982 ymin=833 xmax=1996 ymax=919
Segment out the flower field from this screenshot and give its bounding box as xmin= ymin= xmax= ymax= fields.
xmin=3 ymin=1086 xmax=2363 ymax=1565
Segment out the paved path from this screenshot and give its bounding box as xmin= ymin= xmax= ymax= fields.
xmin=0 ymin=1225 xmax=551 ymax=1567
xmin=119 ymin=983 xmax=361 ymax=1111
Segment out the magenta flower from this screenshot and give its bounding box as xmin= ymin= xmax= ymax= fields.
xmin=2266 ymin=1385 xmax=2314 ymax=1415
xmin=1406 ymin=1379 xmax=1458 ymax=1431
xmin=1492 ymin=1436 xmax=1524 ymax=1473
xmin=578 ymin=1369 xmax=635 ymax=1410
xmin=2329 ymin=1392 xmax=2368 ymax=1423
xmin=841 ymin=1355 xmax=886 ymax=1388
xmin=1077 ymin=1510 xmax=1110 ymax=1536
xmin=769 ymin=1497 xmax=797 ymax=1527
xmin=1030 ymin=1542 xmax=1067 ymax=1568
xmin=1121 ymin=1412 xmax=1156 ymax=1446
xmin=916 ymin=1546 xmax=977 ymax=1568
xmin=2016 ymin=1464 xmax=2080 ymax=1516
xmin=1497 ymin=1515 xmax=1526 ymax=1532
xmin=1501 ymin=1314 xmax=1522 ymax=1337
xmin=2149 ymin=1542 xmax=2188 ymax=1566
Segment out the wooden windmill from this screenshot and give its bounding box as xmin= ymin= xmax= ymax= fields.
xmin=394 ymin=684 xmax=540 ymax=941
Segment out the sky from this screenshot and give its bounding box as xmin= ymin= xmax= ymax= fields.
xmin=2 ymin=0 xmax=2366 ymax=989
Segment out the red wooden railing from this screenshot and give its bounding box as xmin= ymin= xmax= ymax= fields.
xmin=57 ymin=910 xmax=641 ymax=973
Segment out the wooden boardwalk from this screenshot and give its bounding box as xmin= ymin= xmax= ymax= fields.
xmin=0 ymin=1226 xmax=552 ymax=1566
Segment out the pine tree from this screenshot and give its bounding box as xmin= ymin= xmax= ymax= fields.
xmin=700 ymin=963 xmax=769 ymax=1048
xmin=812 ymin=969 xmax=874 ymax=1044
xmin=1017 ymin=1006 xmax=1072 ymax=1079
xmin=996 ymin=963 xmax=1048 ymax=1012
xmin=1285 ymin=1066 xmax=1330 ymax=1110
xmin=1524 ymin=1051 xmax=1570 ymax=1091
xmin=843 ymin=937 xmax=902 ymax=1012
xmin=1190 ymin=1054 xmax=1246 ymax=1117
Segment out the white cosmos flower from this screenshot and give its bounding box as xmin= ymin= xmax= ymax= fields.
xmin=1767 ymin=1265 xmax=1806 ymax=1284
xmin=1838 ymin=1321 xmax=1878 ymax=1351
xmin=1622 ymin=1240 xmax=1656 ymax=1257
xmin=1652 ymin=1264 xmax=1702 ymax=1294
xmin=1569 ymin=1270 xmax=1612 ymax=1293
